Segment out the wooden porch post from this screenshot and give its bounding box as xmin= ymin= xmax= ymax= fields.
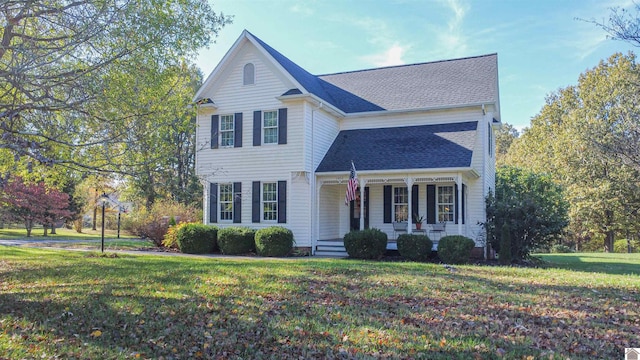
xmin=405 ymin=178 xmax=413 ymax=234
xmin=359 ymin=179 xmax=367 ymax=230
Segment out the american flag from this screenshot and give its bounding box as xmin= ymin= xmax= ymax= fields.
xmin=344 ymin=161 xmax=358 ymax=206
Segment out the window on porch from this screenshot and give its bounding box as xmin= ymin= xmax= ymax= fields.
xmin=393 ymin=187 xmax=408 ymax=222
xmin=437 ymin=185 xmax=454 ymax=222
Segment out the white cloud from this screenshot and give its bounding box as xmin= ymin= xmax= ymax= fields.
xmin=290 ymin=3 xmax=314 ymax=16
xmin=435 ymin=0 xmax=470 ymax=57
xmin=362 ymin=43 xmax=409 ymax=67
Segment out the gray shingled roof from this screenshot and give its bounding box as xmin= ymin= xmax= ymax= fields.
xmin=249 ymin=31 xmax=497 ymax=113
xmin=316 ymin=121 xmax=478 ymax=173
xmin=318 ymin=54 xmax=498 ymax=111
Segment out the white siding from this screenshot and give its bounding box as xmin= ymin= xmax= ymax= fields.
xmin=319 ymin=185 xmax=341 ymax=239
xmin=340 ymin=107 xmax=482 ymax=131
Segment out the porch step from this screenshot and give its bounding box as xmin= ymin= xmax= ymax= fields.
xmin=315 ymin=239 xmax=348 ymax=258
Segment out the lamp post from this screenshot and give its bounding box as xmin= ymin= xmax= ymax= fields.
xmin=99 ymin=193 xmax=109 ymax=253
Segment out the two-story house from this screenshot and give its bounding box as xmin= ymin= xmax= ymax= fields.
xmin=195 ymin=30 xmax=500 ymax=257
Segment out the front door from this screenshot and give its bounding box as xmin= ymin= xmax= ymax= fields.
xmin=350 ymin=187 xmax=369 ymax=231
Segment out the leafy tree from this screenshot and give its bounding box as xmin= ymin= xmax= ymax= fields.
xmin=485 ymin=166 xmax=569 ymax=260
xmin=0 ymin=0 xmax=230 ymax=175
xmin=0 ymin=177 xmax=72 ymax=236
xmin=495 ymin=123 xmax=519 ymax=166
xmin=506 ymin=53 xmax=640 ymax=252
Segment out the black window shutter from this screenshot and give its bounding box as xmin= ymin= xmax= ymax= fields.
xmin=233 ymin=182 xmax=242 ymax=223
xmin=234 ymin=113 xmax=243 ymax=148
xmin=210 ymin=115 xmax=219 ymax=149
xmin=277 ymin=180 xmax=286 ymax=223
xmin=383 ymin=185 xmax=392 ymax=223
xmin=364 ymin=187 xmax=369 ymax=229
xmin=252 ymin=181 xmax=260 ymax=223
xmin=209 ymin=183 xmax=218 ymax=223
xmin=411 ymin=184 xmax=419 ymax=224
xmin=455 ymin=184 xmax=459 ymax=224
xmin=426 ymin=185 xmax=436 ymax=224
xmin=278 ymin=108 xmax=287 ymax=144
xmin=253 ymin=111 xmax=261 ymax=146
xmin=462 ymin=184 xmax=466 ymax=225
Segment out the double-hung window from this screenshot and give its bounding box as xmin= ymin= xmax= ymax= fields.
xmin=393 ymin=187 xmax=408 ymax=222
xmin=262 ymin=182 xmax=278 ymax=221
xmin=437 ymin=185 xmax=454 ymax=222
xmin=220 ymin=114 xmax=234 ymax=147
xmin=219 ymin=183 xmax=233 ymax=221
xmin=263 ymin=111 xmax=278 ymax=144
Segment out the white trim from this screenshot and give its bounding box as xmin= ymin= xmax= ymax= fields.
xmin=194 ymin=30 xmax=306 ymax=101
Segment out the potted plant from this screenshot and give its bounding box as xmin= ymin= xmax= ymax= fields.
xmin=413 ymin=213 xmax=425 ymax=229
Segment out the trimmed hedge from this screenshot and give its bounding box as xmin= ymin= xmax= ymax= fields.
xmin=437 ymin=235 xmax=475 ymax=264
xmin=255 ymin=226 xmax=294 ymax=257
xmin=397 ymin=234 xmax=433 ymax=262
xmin=343 ymin=228 xmax=388 ymax=259
xmin=175 ymin=223 xmax=218 ymax=254
xmin=217 ymin=227 xmax=256 ymax=255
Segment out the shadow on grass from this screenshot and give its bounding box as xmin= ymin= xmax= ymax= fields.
xmin=1 ymin=247 xmax=638 ymax=359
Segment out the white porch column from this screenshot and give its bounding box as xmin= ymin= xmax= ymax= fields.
xmin=405 ymin=177 xmax=414 ymax=234
xmin=457 ymin=173 xmax=462 ymax=235
xmin=314 ymin=180 xmax=323 ymax=255
xmin=359 ymin=178 xmax=367 ymax=230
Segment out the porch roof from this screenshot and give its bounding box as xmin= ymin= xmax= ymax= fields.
xmin=316 ymin=121 xmax=477 ymax=173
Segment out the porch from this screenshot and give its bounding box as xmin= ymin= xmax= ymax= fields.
xmin=314 ymin=172 xmax=480 ymax=257
xmin=315 ymin=237 xmax=441 ymax=257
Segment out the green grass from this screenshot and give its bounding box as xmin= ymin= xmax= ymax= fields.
xmin=538 ymin=252 xmax=640 ymax=275
xmin=0 ymin=227 xmax=137 ymax=240
xmin=0 ymin=247 xmax=638 ymax=359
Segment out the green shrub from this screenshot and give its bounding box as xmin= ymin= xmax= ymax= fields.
xmin=499 ymin=224 xmax=512 ymax=265
xmin=162 ymin=222 xmax=191 ymax=249
xmin=343 ymin=228 xmax=387 ymax=259
xmin=550 ymin=244 xmax=574 ymax=253
xmin=437 ymin=235 xmax=475 ymax=264
xmin=255 ymin=226 xmax=294 ymax=257
xmin=614 ymin=239 xmax=638 ymax=253
xmin=218 ymin=227 xmax=256 ymax=255
xmin=175 ymin=223 xmax=218 ymax=254
xmin=397 ymin=234 xmax=433 ymax=261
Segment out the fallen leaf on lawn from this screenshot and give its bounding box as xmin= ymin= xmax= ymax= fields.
xmin=90 ymin=330 xmax=102 ymax=337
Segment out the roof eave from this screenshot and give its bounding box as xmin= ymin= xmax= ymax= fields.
xmin=344 ymin=101 xmax=497 ymax=118
xmin=276 ymin=93 xmax=346 ymax=117
xmin=316 ymin=167 xmax=476 ymax=177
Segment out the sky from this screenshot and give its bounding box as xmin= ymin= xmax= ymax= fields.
xmin=195 ymin=0 xmax=638 ymax=131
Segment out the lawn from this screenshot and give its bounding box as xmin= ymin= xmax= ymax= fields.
xmin=0 ymin=248 xmax=638 ymax=359
xmin=0 ymin=227 xmax=137 ymax=241
xmin=0 ymin=227 xmax=153 ymax=251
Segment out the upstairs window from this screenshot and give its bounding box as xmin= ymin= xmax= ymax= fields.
xmin=263 ymin=110 xmax=278 ymax=144
xmin=243 ymin=63 xmax=255 ymax=85
xmin=220 ymin=114 xmax=234 ymax=147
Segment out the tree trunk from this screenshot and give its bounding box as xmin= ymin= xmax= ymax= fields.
xmin=43 ymin=225 xmax=48 ymax=236
xmin=25 ymin=220 xmax=32 ymax=237
xmin=604 ymin=209 xmax=614 ymax=252
xmin=92 ymin=189 xmax=98 ymax=230
xmin=51 ymin=223 xmax=56 ymax=234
